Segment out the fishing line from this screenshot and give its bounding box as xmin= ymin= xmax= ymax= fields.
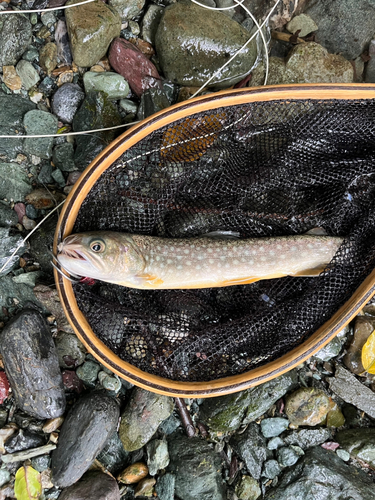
xmin=0 ymin=0 xmax=96 ymax=15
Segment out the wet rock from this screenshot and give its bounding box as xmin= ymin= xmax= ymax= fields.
xmin=33 ymin=284 xmax=73 ymax=334
xmin=260 ymin=418 xmax=289 ymax=438
xmin=314 ymin=326 xmax=348 ymax=362
xmin=344 ymin=316 xmax=374 ymax=374
xmin=98 ymin=371 xmax=122 ymax=393
xmin=108 ymin=38 xmax=160 ymax=97
xmin=263 ymin=459 xmax=281 ymax=480
xmin=52 ymin=143 xmax=76 ymax=172
xmin=146 ymin=439 xmax=169 ymax=475
xmin=65 ymin=0 xmax=121 ymax=67
xmin=235 ymin=475 xmax=261 ymax=500
xmin=0 ymin=469 xmax=11 ymax=488
xmin=134 ymin=477 xmax=155 ymax=497
xmin=137 ymin=87 xmax=170 ymax=119
xmin=155 ymin=473 xmax=175 ymax=500
xmin=83 ymin=71 xmax=130 ymax=100
xmin=76 ymin=360 xmax=100 ymax=385
xmin=119 ymin=98 xmax=138 ymax=114
xmin=58 ymin=470 xmax=120 ymax=500
xmin=285 ymin=387 xmax=330 ymax=427
xmin=39 ymin=43 xmax=58 ymax=75
xmin=23 ymin=110 xmax=58 ymax=159
xmin=41 ymin=11 xmax=56 ymax=27
xmin=328 ymin=364 xmax=375 ymax=419
xmin=0 ymin=14 xmax=32 ymax=66
xmin=55 ymin=19 xmax=72 ymax=65
xmin=2 ymin=66 xmax=22 ymax=91
xmin=38 ymin=163 xmax=54 ymax=184
xmin=119 ymin=387 xmax=174 ymax=451
xmin=200 ymin=371 xmax=297 ymax=434
xmin=51 ymin=168 xmax=65 ymax=187
xmin=159 ymin=414 xmax=180 ymax=435
xmin=54 ymin=331 xmax=86 ymax=369
xmin=326 ymin=402 xmax=345 ymax=428
xmin=0 ymin=204 xmax=18 ymax=227
xmin=0 ymin=309 xmax=66 ymax=419
xmin=108 ymin=0 xmax=145 ymax=21
xmin=230 ymin=423 xmax=270 ymax=480
xmin=0 ymin=276 xmax=42 ymax=313
xmin=336 ymin=449 xmax=350 ymax=461
xmin=141 ymin=5 xmax=164 ymax=45
xmin=303 ymin=0 xmax=375 ymax=60
xmin=16 ymin=60 xmax=40 ymax=90
xmin=286 ymin=14 xmax=317 ymax=37
xmin=155 ymin=1 xmax=258 ymax=88
xmin=168 ymin=432 xmax=225 ymax=500
xmin=62 ymin=370 xmax=84 ymax=393
xmin=277 ymin=446 xmax=300 ymax=468
xmin=0 ymin=163 xmax=32 ymax=202
xmin=52 ymin=83 xmax=85 ymax=125
xmin=264 ymin=446 xmax=375 ymax=500
xmin=283 ymin=428 xmax=332 ymax=450
xmin=5 ymin=429 xmax=46 ymax=453
xmin=118 ymin=462 xmax=148 ymax=484
xmin=336 ymin=428 xmax=375 ymax=468
xmin=51 ymin=391 xmax=120 ymax=488
xmin=97 ymin=432 xmax=129 ymax=475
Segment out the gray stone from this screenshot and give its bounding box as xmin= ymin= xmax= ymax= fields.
xmin=264 ymin=447 xmax=375 ymax=500
xmin=263 ymin=459 xmax=281 ymax=480
xmin=23 ymin=110 xmax=58 ymax=159
xmin=267 ymin=437 xmax=284 ymax=450
xmin=41 ymin=11 xmax=56 ymax=27
xmin=98 ymin=371 xmax=122 ymax=393
xmin=353 ymin=56 xmax=365 ymax=83
xmin=0 ymin=14 xmax=32 ymax=66
xmin=260 ymin=418 xmax=289 ymax=438
xmin=146 ymin=439 xmax=169 ymax=475
xmin=108 ymin=0 xmax=145 ymax=21
xmin=336 ymin=449 xmax=350 ymax=462
xmin=31 ymin=454 xmax=51 ymax=472
xmin=286 ymin=14 xmax=317 ymax=37
xmin=137 ymin=87 xmax=170 ymax=120
xmin=328 ymin=364 xmax=375 ymax=419
xmin=0 ymin=203 xmax=18 ymax=227
xmin=0 ymin=309 xmax=66 ymax=419
xmin=230 ymin=423 xmax=270 ymax=480
xmin=28 ymin=214 xmax=57 ymax=277
xmin=283 ymin=428 xmax=332 ymax=450
xmin=303 ymin=0 xmax=375 ymax=60
xmin=52 ymin=143 xmax=76 ymax=172
xmin=58 ymin=470 xmax=120 ymax=500
xmin=52 ymin=83 xmax=85 ymax=124
xmin=0 ymin=94 xmax=36 ymax=160
xmin=141 ymin=5 xmax=164 ymax=45
xmin=277 ymin=446 xmax=300 ymax=468
xmin=16 ymin=60 xmax=40 ymax=90
xmin=22 ymin=48 xmax=39 ymax=63
xmin=155 ymin=1 xmax=258 ymax=88
xmin=65 ymin=0 xmax=121 ymax=67
xmin=365 ymin=39 xmax=375 ymax=83
xmin=119 ymin=388 xmax=174 ymax=451
xmin=155 ymin=473 xmax=175 ymax=500
xmin=83 ymin=71 xmax=130 ymax=100
xmin=51 ymin=168 xmax=65 ymax=187
xmin=168 ymin=432 xmax=226 ymax=500
xmin=0 ymin=469 xmax=10 ymax=488
xmin=97 ymin=432 xmax=129 ymax=475
xmin=235 ymin=475 xmax=261 ymax=500
xmin=336 ymin=428 xmax=375 ymax=468
xmin=0 ymin=163 xmax=32 ymax=202
xmin=76 ymin=360 xmax=101 ymax=384
xmin=159 ymin=413 xmax=180 ymax=435
xmin=51 ymin=391 xmax=120 ymax=488
xmin=5 ymin=428 xmax=46 ymax=453
xmin=54 ymin=331 xmax=86 ymax=369
xmin=0 ymin=276 xmax=42 ymax=313
xmin=314 ymin=327 xmax=347 ymax=361
xmin=38 ymin=163 xmax=53 ymax=184
xmin=12 ymin=271 xmax=41 ymax=287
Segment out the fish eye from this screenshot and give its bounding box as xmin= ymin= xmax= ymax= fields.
xmin=90 ymin=240 xmax=105 ymax=253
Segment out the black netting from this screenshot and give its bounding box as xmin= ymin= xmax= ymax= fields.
xmin=71 ymin=98 xmax=375 ymax=382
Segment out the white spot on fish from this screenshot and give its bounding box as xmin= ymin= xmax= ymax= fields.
xmin=291 ymin=246 xmax=297 ymax=252
xmin=184 ymin=249 xmax=190 ymax=254
xmin=276 ymin=245 xmax=282 ymax=250
xmin=186 ymin=261 xmax=192 ymax=266
xmin=177 ymin=255 xmax=183 ymax=260
xmin=196 ymin=264 xmax=201 ymax=270
xmin=156 ymin=256 xmax=161 ymax=261
xmin=280 ymin=255 xmax=286 ymax=259
xmin=167 ymin=259 xmax=173 ymax=264
xmin=209 ymin=259 xmax=214 ymax=264
xmin=233 ymin=259 xmax=239 ymax=265
xmin=261 ymin=256 xmax=267 ymax=261
xmin=177 ymin=264 xmax=183 ymax=270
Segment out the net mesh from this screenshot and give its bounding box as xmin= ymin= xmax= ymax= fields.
xmin=71 ymin=98 xmax=375 ymax=382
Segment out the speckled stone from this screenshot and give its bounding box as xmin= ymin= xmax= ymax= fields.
xmin=52 ymin=83 xmax=85 ymax=124
xmin=0 ymin=14 xmax=32 ymax=66
xmin=16 ymin=60 xmax=40 ymax=90
xmin=23 ymin=110 xmax=58 ymax=159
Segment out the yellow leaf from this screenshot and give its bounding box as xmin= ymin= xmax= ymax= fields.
xmin=361 ymin=328 xmax=375 ymax=374
xmin=14 ymin=466 xmax=42 ymax=500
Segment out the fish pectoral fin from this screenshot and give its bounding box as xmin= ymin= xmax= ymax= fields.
xmin=292 ymin=266 xmax=326 ymax=277
xmin=217 ymin=273 xmax=286 ymax=287
xmin=136 ymin=273 xmax=164 ymax=287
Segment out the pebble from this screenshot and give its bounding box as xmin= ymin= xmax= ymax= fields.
xmin=336 ymin=428 xmax=375 ymax=468
xmin=5 ymin=429 xmax=46 ymax=454
xmin=54 ymin=332 xmax=86 ymax=369
xmin=23 ymin=48 xmax=40 ymax=63
xmin=42 ymin=417 xmax=65 ymax=434
xmin=0 ymin=228 xmax=26 ymax=276
xmin=108 ymin=0 xmax=145 ymax=21
xmin=39 ymin=43 xmax=58 ymax=75
xmin=0 ymin=163 xmax=32 ymax=201
xmin=16 ymin=60 xmax=40 ymax=90
xmin=146 ymin=439 xmax=169 ymax=475
xmin=83 ymin=71 xmax=130 ymax=100
xmin=23 ymin=110 xmax=58 ymax=159
xmin=76 ymin=360 xmax=101 ymax=384
xmin=51 ymin=83 xmax=85 ymax=125
xmin=0 ymin=14 xmax=32 ymax=66
xmin=134 ymin=477 xmax=156 ymax=497
xmin=65 ymin=0 xmax=121 ymax=67
xmin=61 ymin=370 xmax=84 ymax=393
xmin=155 ymin=473 xmax=175 ymax=500
xmin=336 ymin=449 xmax=350 ymax=462
xmin=119 ymin=98 xmax=138 ymax=114
xmin=55 ymin=19 xmax=72 ymax=65
xmin=51 ymin=391 xmax=120 ymax=488
xmin=108 ymin=38 xmax=161 ymax=97
xmin=22 ymin=215 xmax=37 ymax=230
xmin=52 ymin=143 xmax=76 ymax=172
xmin=2 ymin=66 xmax=22 ymax=91
xmin=137 ymin=87 xmax=170 ymax=119
xmin=98 ymin=371 xmax=122 ymax=393
xmin=267 ymin=437 xmax=284 ymax=450
xmin=58 ymin=470 xmax=120 ymax=500
xmin=263 ymin=459 xmax=281 ymax=480
xmin=344 ymin=316 xmax=374 ymax=374
xmin=51 ymin=168 xmax=66 ymax=187
xmin=230 ymin=423 xmax=270 ymax=480
xmin=118 ymin=462 xmax=148 ymax=484
xmin=286 ymin=14 xmax=317 ymax=37
xmin=0 ymin=469 xmax=10 ymax=488
xmin=141 ymin=5 xmax=164 ymax=45
xmin=277 ymin=446 xmax=300 ymax=468
xmin=41 ymin=11 xmax=56 ymax=27
xmin=260 ymin=418 xmax=289 ymax=438
xmin=0 ymin=204 xmax=18 ymax=227
xmin=0 ymin=309 xmax=66 ymax=419
xmin=314 ymin=326 xmax=347 ymax=362
xmin=235 ymin=475 xmax=261 ymax=500
xmin=283 ymin=428 xmax=332 ymax=450
xmin=31 ymin=454 xmax=51 ymax=472
xmin=285 ymin=387 xmax=330 ymax=426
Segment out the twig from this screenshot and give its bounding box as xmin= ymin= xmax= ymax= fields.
xmin=271 ymin=31 xmax=305 ymax=44
xmin=175 ymin=398 xmax=196 ymax=438
xmin=1 ymin=443 xmax=57 ymax=463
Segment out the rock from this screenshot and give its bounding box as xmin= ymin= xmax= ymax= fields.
xmin=83 ymin=71 xmax=130 ymax=100
xmin=2 ymin=66 xmax=22 ymax=91
xmin=0 ymin=204 xmax=18 ymax=227
xmin=108 ymin=38 xmax=160 ymax=97
xmin=23 ymin=48 xmax=39 ymax=63
xmin=326 ymin=402 xmax=345 ymax=428
xmin=277 ymin=446 xmax=300 ymax=468
xmin=286 ymin=14 xmax=317 ymax=37
xmin=29 ymin=217 xmax=59 ymax=278
xmin=23 ymin=110 xmax=58 ymax=159
xmin=267 ymin=437 xmax=284 ymax=450
xmin=54 ymin=331 xmax=86 ymax=369
xmin=0 ymin=163 xmax=31 ymax=202
xmin=98 ymin=371 xmax=122 ymax=393
xmin=58 ymin=470 xmax=120 ymax=500
xmin=235 ymin=476 xmax=261 ymax=500
xmin=51 ymin=168 xmax=65 ymax=187
xmin=39 ymin=43 xmax=58 ymax=75
xmin=0 ymin=276 xmax=43 ymax=313
xmin=97 ymin=432 xmax=129 ymax=475
xmin=230 ymin=423 xmax=270 ymax=480
xmin=0 ymin=469 xmax=11 ymax=488
xmin=76 ymin=360 xmax=100 ymax=384
xmin=137 ymin=87 xmax=170 ymax=119
xmin=155 ymin=1 xmax=258 ymax=88
xmin=41 ymin=11 xmax=56 ymax=27
xmin=0 ymin=14 xmax=32 ymax=66
xmin=314 ymin=326 xmax=348 ymax=362
xmin=119 ymin=98 xmax=138 ymax=114
xmin=43 ymin=417 xmax=65 ymax=434
xmin=155 ymin=473 xmax=175 ymax=500
xmin=16 ymin=60 xmax=40 ymax=90
xmin=283 ymin=428 xmax=332 ymax=450
xmin=344 ymin=317 xmax=375 ymax=374
xmin=336 ymin=428 xmax=375 ymax=468
xmin=285 ymin=387 xmax=330 ymax=426
xmin=52 ymin=143 xmax=76 ymax=172
xmin=61 ymin=370 xmax=84 ymax=393
xmin=200 ymin=371 xmax=297 ymax=434
xmin=146 ymin=439 xmax=169 ymax=475
xmin=52 ymin=83 xmax=85 ymax=124
xmin=4 ymin=429 xmax=46 ymax=453
xmin=0 ymin=309 xmax=66 ymax=419
xmin=119 ymin=388 xmax=174 ymax=451
xmin=365 ymin=39 xmax=375 ymax=83
xmin=33 ymin=284 xmax=73 ymax=333
xmin=141 ymin=5 xmax=164 ymax=45
xmin=51 ymin=391 xmax=120 ymax=488
xmin=303 ymin=0 xmax=375 ymax=60
xmin=55 ymin=19 xmax=72 ymax=65
xmin=168 ymin=432 xmax=226 ymax=500
xmin=134 ymin=477 xmax=156 ymax=497
xmin=31 ymin=455 xmax=51 ymax=472
xmin=264 ymin=447 xmax=375 ymax=500
xmin=0 ymin=94 xmax=36 ymax=160
xmin=260 ymin=418 xmax=289 ymax=438
xmin=38 ymin=163 xmax=54 ymax=184
xmin=328 ymin=364 xmax=375 ymax=419
xmin=336 ymin=449 xmax=350 ymax=461
xmin=118 ymin=462 xmax=148 ymax=484
xmin=159 ymin=414 xmax=180 ymax=435
xmin=108 ymin=0 xmax=145 ymax=21
xmin=263 ymin=459 xmax=281 ymax=480
xmin=65 ymin=0 xmax=121 ymax=67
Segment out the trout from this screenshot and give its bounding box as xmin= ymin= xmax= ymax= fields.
xmin=56 ymin=231 xmax=343 ymax=289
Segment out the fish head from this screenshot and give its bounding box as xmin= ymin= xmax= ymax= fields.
xmin=56 ymin=232 xmax=145 ymax=283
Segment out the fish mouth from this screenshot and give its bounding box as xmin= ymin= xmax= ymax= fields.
xmin=58 ymin=244 xmax=87 ymax=262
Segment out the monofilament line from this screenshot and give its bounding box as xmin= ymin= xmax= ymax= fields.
xmin=0 ymin=0 xmax=96 ymax=15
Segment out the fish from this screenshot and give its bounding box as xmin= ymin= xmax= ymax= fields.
xmin=56 ymin=231 xmax=344 ymax=290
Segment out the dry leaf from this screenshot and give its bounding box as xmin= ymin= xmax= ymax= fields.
xmin=361 ymin=328 xmax=375 ymax=374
